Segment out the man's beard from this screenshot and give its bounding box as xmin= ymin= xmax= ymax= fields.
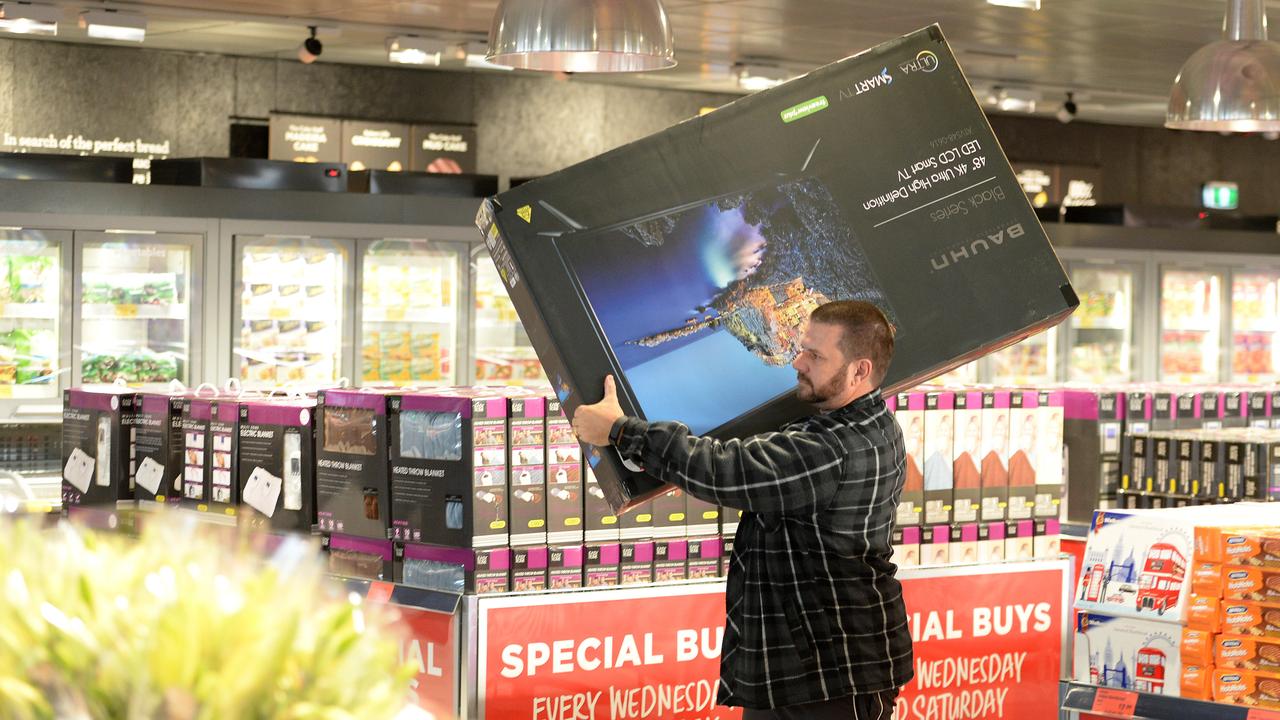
xmin=796 ymin=363 xmax=851 ymax=404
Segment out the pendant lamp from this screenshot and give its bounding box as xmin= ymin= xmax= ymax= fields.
xmin=486 ymin=0 xmax=676 ymax=73
xmin=1167 ymin=0 xmax=1280 ymax=131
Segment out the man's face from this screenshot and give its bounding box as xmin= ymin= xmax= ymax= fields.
xmin=791 ymin=321 xmax=852 ymax=404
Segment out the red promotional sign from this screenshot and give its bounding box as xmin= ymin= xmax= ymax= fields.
xmin=396 ymin=604 xmax=458 ymax=718
xmin=478 ymin=561 xmax=1069 ymax=720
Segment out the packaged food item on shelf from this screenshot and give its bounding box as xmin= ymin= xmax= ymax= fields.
xmin=1221 ymin=565 xmax=1280 ymax=602
xmin=1196 ymin=522 xmax=1280 ymax=567
xmin=11 ymin=255 xmax=53 ymax=304
xmin=1181 ymin=627 xmax=1215 ymax=667
xmin=1180 ymin=663 xmax=1213 ymax=700
xmin=1074 ymin=612 xmax=1183 ymax=696
xmin=1212 ymin=667 xmax=1280 ymax=708
xmin=61 ymin=387 xmax=137 ymax=508
xmin=1216 ymin=634 xmax=1280 ymax=671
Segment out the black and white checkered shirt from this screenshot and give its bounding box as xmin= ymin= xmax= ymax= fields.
xmin=613 ymin=389 xmax=913 ymax=709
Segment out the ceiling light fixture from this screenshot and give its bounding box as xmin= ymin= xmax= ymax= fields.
xmin=1056 ymin=91 xmax=1078 ymax=123
xmin=986 ymin=0 xmax=1041 ymax=9
xmin=80 ymin=9 xmax=145 ymax=42
xmin=461 ymin=41 xmax=513 ymax=71
xmin=0 ymin=3 xmax=58 ymax=36
xmin=486 ymin=0 xmax=676 ymax=73
xmin=1167 ymin=0 xmax=1280 ymax=132
xmin=735 ymin=63 xmax=788 ymax=92
xmin=994 ymin=87 xmax=1038 ymax=113
xmin=387 ymin=35 xmax=444 ymax=65
xmin=298 ymin=25 xmax=322 ymax=64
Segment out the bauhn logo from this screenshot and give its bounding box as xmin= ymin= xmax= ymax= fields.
xmin=899 ymin=50 xmax=940 ymax=75
xmin=931 ymin=223 xmax=1025 ymax=271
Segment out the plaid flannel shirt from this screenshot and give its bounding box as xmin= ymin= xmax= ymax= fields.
xmin=613 ymin=388 xmax=913 ymax=709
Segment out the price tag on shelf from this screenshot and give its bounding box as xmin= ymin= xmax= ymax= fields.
xmin=386 ymin=307 xmax=406 ymax=322
xmin=366 ymin=581 xmax=394 ymax=604
xmin=1248 ymin=710 xmax=1280 ymax=720
xmin=1090 ymin=688 xmax=1137 ymax=717
xmin=268 ymin=307 xmax=290 ymax=320
xmin=114 ymin=304 xmax=139 ymax=318
xmin=0 ymin=386 xmax=13 ymax=399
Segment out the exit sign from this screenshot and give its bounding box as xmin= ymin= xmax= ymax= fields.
xmin=1203 ymin=181 xmax=1239 ymax=210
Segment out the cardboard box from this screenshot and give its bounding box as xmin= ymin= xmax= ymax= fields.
xmin=684 ymin=494 xmax=721 ymax=537
xmin=980 ymin=390 xmax=1011 ymax=523
xmin=722 ymin=507 xmax=744 ymax=538
xmin=512 ymin=546 xmax=549 ymax=592
xmin=1175 ymin=433 xmax=1201 ymax=498
xmin=979 ymin=522 xmax=1005 ymax=563
xmin=326 ymin=534 xmax=394 ymax=582
xmin=1217 ymin=634 xmax=1280 ymax=671
xmin=476 ymin=547 xmax=512 ymax=594
xmin=237 ymin=399 xmax=316 ymax=534
xmin=179 ymin=396 xmax=213 ymax=507
xmin=1201 ymin=391 xmax=1223 ymax=431
xmin=1152 ymin=434 xmax=1176 ymax=497
xmin=584 ymin=465 xmax=620 ymax=541
xmin=1213 ymin=668 xmax=1280 ymax=708
xmin=1152 ymin=392 xmax=1177 ymax=431
xmin=1074 ymin=612 xmax=1183 ymax=696
xmin=1223 ymin=391 xmax=1248 ymax=429
xmin=686 ymin=536 xmax=723 ymax=579
xmin=62 ymin=388 xmax=137 ymax=508
xmin=1218 ymin=599 xmax=1280 ymax=637
xmin=1175 ymin=391 xmax=1203 ymax=430
xmin=620 ymin=541 xmax=655 ymax=585
xmin=1034 ymin=390 xmax=1065 ymax=518
xmin=1181 ymin=627 xmax=1215 ymax=667
xmin=1007 ymin=519 xmax=1035 ymax=561
xmin=897 ymin=391 xmax=926 ymax=527
xmin=1192 ymin=561 xmax=1225 ymax=597
xmin=398 ymin=543 xmax=513 ymax=595
xmin=315 ymin=390 xmax=393 ymax=538
xmin=893 ymin=526 xmax=921 ymax=568
xmin=1199 ymin=436 xmax=1222 ymax=502
xmin=1251 ymin=391 xmax=1273 ymax=429
xmin=619 ymin=499 xmax=654 ymax=540
xmin=1272 ymin=389 xmax=1280 ymax=430
xmin=654 ymin=539 xmax=688 ymax=582
xmin=1034 ymin=518 xmax=1060 ymax=558
xmin=923 ymin=391 xmax=955 ymax=525
xmin=952 ymin=391 xmax=982 ymax=524
xmin=1196 ymin=521 xmax=1280 ymax=567
xmin=133 ymin=392 xmax=187 ymax=505
xmin=205 ymin=399 xmax=240 ymax=515
xmin=1063 ymin=390 xmax=1125 ymax=522
xmin=474 ymin=25 xmax=1077 ymax=512
xmin=952 ymin=524 xmax=979 ymax=565
xmin=1007 ymin=391 xmax=1038 ymax=520
xmin=388 ymin=392 xmax=472 ymax=546
xmin=546 ymin=398 xmax=585 ymax=545
xmin=924 ymin=525 xmax=950 ymax=565
xmin=549 ymin=545 xmax=585 ymax=589
xmin=1180 ymin=664 xmax=1212 ymax=701
xmin=509 ymin=395 xmax=548 ymax=546
xmin=1221 ymin=565 xmax=1280 ymax=601
xmin=585 ymin=542 xmax=620 ymax=588
xmin=652 ymin=487 xmax=688 ymax=539
xmin=722 ymin=537 xmax=734 ymax=577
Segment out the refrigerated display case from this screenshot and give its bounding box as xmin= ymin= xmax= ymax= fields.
xmin=471 ymin=249 xmax=545 ymax=386
xmin=0 ymin=229 xmax=67 ymax=401
xmin=75 ymin=232 xmax=198 ymax=388
xmin=234 ymin=237 xmax=350 ymax=390
xmin=1160 ymin=268 xmax=1223 ymax=384
xmin=989 ymin=328 xmax=1058 ymax=385
xmin=359 ymin=239 xmax=460 ymax=386
xmin=1230 ymin=270 xmax=1280 ymax=382
xmin=1065 ymin=263 xmax=1141 ymax=384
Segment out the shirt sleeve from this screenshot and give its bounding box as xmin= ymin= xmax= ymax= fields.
xmin=610 ymin=416 xmax=848 ymax=514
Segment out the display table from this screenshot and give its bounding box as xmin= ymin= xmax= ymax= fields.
xmin=368 ymin=558 xmax=1071 ymax=720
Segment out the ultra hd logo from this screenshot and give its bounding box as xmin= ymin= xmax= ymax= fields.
xmin=899 ymin=50 xmax=940 ymax=75
xmin=840 ymin=67 xmax=893 ymax=100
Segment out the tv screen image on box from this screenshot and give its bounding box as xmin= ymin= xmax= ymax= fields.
xmin=556 ymin=176 xmax=895 ymax=434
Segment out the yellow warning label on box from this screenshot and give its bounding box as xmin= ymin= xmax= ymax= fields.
xmin=516 ymin=205 xmax=532 ymax=223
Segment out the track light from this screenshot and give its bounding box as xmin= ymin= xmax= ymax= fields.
xmin=80 ymin=9 xmax=145 ymax=42
xmin=734 ymin=63 xmax=789 ymax=92
xmin=0 ymin=3 xmax=59 ymax=36
xmin=1056 ymin=92 xmax=1077 ymax=123
xmin=298 ymin=26 xmax=322 ymax=64
xmin=387 ymin=35 xmax=444 ymax=65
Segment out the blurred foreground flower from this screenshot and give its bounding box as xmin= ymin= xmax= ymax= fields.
xmin=0 ymin=515 xmax=413 ymax=720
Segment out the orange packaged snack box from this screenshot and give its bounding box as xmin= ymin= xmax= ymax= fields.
xmin=1213 ymin=668 xmax=1280 ymax=708
xmin=1216 ymin=635 xmax=1280 ymax=671
xmin=1182 ymin=627 xmax=1217 ymax=667
xmin=1186 ymin=595 xmax=1223 ymax=633
xmin=1192 ymin=561 xmax=1224 ymax=597
xmin=1222 ymin=565 xmax=1280 ymax=602
xmin=1181 ymin=664 xmax=1213 ymax=701
xmin=1220 ymin=600 xmax=1280 ymax=638
xmin=1196 ymin=526 xmax=1280 ymax=567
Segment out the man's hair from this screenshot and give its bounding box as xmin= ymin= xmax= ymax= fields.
xmin=809 ymin=300 xmax=896 ymax=386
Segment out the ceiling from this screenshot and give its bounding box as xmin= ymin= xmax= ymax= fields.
xmin=1 ymin=0 xmax=1251 ymax=126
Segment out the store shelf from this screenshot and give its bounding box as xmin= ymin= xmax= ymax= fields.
xmin=82 ymin=303 xmax=187 ymax=320
xmin=363 ymin=306 xmax=455 ymax=324
xmin=1075 ymin=318 xmax=1129 ymax=331
xmin=1059 ymin=681 xmax=1268 ymax=720
xmin=1235 ymin=325 xmax=1280 ymax=334
xmin=0 ymin=383 xmax=60 ymax=400
xmin=241 ymin=312 xmax=333 ymax=322
xmin=0 ymin=302 xmax=57 ymax=320
xmin=343 ymin=578 xmax=461 ymax=614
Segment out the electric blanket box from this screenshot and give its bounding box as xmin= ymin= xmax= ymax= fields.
xmin=1063 ymin=390 xmax=1126 ymax=523
xmin=583 ymin=465 xmax=619 ymax=541
xmin=133 ymin=392 xmax=189 ymax=506
xmin=686 ymin=536 xmax=723 ymax=579
xmin=315 ymin=389 xmax=395 ymax=540
xmin=684 ymin=493 xmax=721 ymax=537
xmin=475 ymin=24 xmax=1077 ymax=512
xmin=584 ymin=542 xmax=620 ymax=588
xmin=654 ymin=539 xmax=689 ymax=582
xmin=62 ymin=388 xmax=137 ymax=508
xmin=951 ymin=391 xmax=982 ymax=524
xmin=651 ymin=487 xmax=688 ymax=538
xmin=205 ymin=398 xmax=242 ymax=516
xmin=923 ymin=391 xmax=954 ymax=526
xmin=546 ymin=397 xmax=585 ymax=545
xmin=237 ymin=399 xmax=317 ymax=534
xmin=508 ymin=394 xmax=547 ymax=546
xmin=548 ymin=545 xmax=585 ymax=589
xmin=512 ymin=546 xmax=549 ymax=592
xmin=979 ymin=390 xmax=1011 ymax=523
xmin=475 ymin=547 xmax=512 ymax=594
xmin=1073 ymin=612 xmax=1183 ymax=697
xmin=1034 ymin=390 xmax=1065 ymax=519
xmin=620 ymin=540 xmax=655 ymax=585
xmin=325 ymin=534 xmax=394 ymax=582
xmin=896 ymin=391 xmax=926 ymax=527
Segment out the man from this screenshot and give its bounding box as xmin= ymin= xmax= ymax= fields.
xmin=573 ymin=300 xmax=912 ymax=720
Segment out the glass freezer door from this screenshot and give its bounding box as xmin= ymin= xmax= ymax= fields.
xmin=472 ymin=249 xmax=546 ymax=386
xmin=989 ymin=328 xmax=1058 ymax=386
xmin=76 ymin=233 xmax=196 ymax=388
xmin=1230 ymin=270 xmax=1280 ymax=383
xmin=0 ymin=229 xmax=64 ymax=399
xmin=1160 ymin=268 xmax=1223 ymax=384
xmin=928 ymin=360 xmax=979 ymax=385
xmin=359 ymin=240 xmax=459 ymax=387
xmin=1066 ymin=264 xmax=1139 ymax=384
xmin=235 ymin=237 xmax=349 ymax=390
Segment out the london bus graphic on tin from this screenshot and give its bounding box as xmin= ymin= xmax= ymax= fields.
xmin=1136 ymin=543 xmax=1185 ymax=615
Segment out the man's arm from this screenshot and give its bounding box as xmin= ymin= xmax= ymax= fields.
xmin=611 ymin=416 xmax=848 ymax=515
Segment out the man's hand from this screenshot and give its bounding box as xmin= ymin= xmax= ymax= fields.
xmin=572 ymin=375 xmax=625 ymax=446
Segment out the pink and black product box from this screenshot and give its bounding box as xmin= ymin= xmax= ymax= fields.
xmin=1006 ymin=519 xmax=1035 ymax=561
xmin=389 ymin=390 xmax=510 ymax=548
xmin=399 ymin=543 xmax=512 ymax=594
xmin=1063 ymin=390 xmax=1126 ymax=522
xmin=619 ymin=499 xmax=654 ymax=541
xmin=892 ymin=526 xmax=921 ymax=568
xmin=686 ymin=536 xmax=723 ymax=579
xmin=1120 ymin=392 xmax=1153 ymax=498
xmin=980 ymin=390 xmax=1011 ymax=523
xmin=685 ymin=494 xmax=720 ymax=537
xmin=62 ymin=388 xmax=137 ymax=508
xmin=1223 ymin=390 xmax=1248 ymax=429
xmin=652 ymin=487 xmax=687 ymax=539
xmin=509 ymin=395 xmax=547 ymax=547
xmin=1173 ymin=391 xmax=1204 ymax=430
xmin=512 ymin=546 xmax=549 ymax=592
xmin=236 ymin=399 xmax=316 ymax=534
xmin=549 ymin=546 xmax=585 ymax=589
xmin=315 ymin=389 xmax=394 ymax=539
xmin=923 ymin=391 xmax=953 ymax=526
xmin=896 ymin=391 xmax=925 ymax=527
xmin=1035 ymin=390 xmax=1065 ymax=519
xmin=584 ymin=465 xmax=620 ymax=542
xmin=621 ymin=541 xmax=655 ymax=585
xmin=1007 ymin=391 xmax=1039 ymax=520
xmin=1250 ymin=392 xmax=1273 ymax=429
xmin=979 ymin=522 xmax=1006 ymax=563
xmin=325 ymin=533 xmax=395 ymax=583
xmin=952 ymin=391 xmax=983 ymax=524
xmin=546 ymin=398 xmax=585 ymax=545
xmin=923 ymin=525 xmax=950 ymax=565
xmin=654 ymin=539 xmax=688 ymax=582
xmin=585 ymin=543 xmax=621 ymax=587
xmin=179 ymin=396 xmax=239 ymax=514
xmin=133 ymin=392 xmax=188 ymax=505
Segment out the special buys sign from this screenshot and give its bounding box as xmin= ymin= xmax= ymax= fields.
xmin=478 ymin=561 xmax=1070 ymax=720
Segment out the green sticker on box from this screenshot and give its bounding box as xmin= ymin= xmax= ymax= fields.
xmin=781 ymin=95 xmax=829 ymax=123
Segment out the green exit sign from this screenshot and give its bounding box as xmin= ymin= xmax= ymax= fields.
xmin=1202 ymin=181 xmax=1239 ymax=210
